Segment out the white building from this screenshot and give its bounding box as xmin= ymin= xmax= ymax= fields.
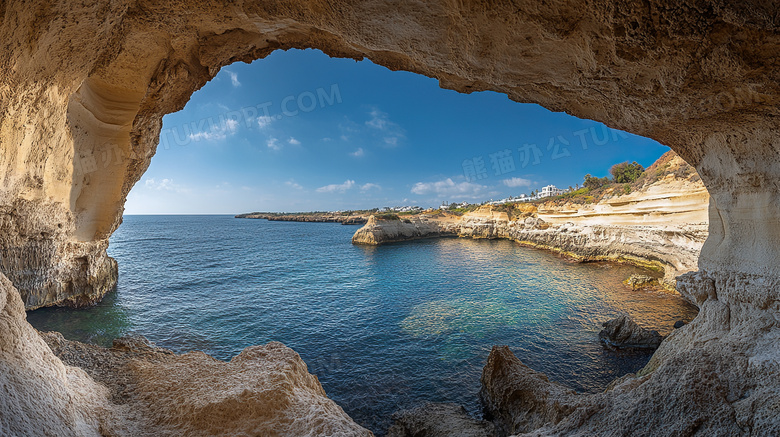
xmin=539 ymin=184 xmax=563 ymax=198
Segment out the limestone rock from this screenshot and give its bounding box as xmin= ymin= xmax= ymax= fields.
xmin=480 ymin=277 xmax=780 ymax=436
xmin=352 ymin=182 xmax=705 ymax=292
xmin=40 ymin=331 xmax=374 ymax=437
xmin=386 ymin=403 xmax=494 ymax=437
xmin=624 ymin=274 xmax=660 ymax=290
xmin=1 ymin=1 xmax=780 ymax=436
xmin=479 ymin=346 xmax=579 ymax=436
xmin=599 ymin=314 xmax=664 ymax=349
xmin=236 ymin=212 xmax=368 ymax=225
xmin=0 ymin=272 xmax=371 ymax=436
xmin=0 ymin=272 xmax=117 ymax=436
xmin=352 ymin=215 xmax=457 ymax=245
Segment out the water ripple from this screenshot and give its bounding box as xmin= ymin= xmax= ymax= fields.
xmin=26 ymin=215 xmax=698 ymax=435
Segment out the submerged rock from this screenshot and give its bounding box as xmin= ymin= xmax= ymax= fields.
xmin=623 ymin=274 xmax=660 ymax=290
xmin=599 ymin=314 xmax=664 ymax=349
xmin=386 ymin=403 xmax=494 ymax=437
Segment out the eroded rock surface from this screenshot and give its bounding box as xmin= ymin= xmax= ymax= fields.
xmin=0 ymin=273 xmax=371 ymax=436
xmin=1 ymin=0 xmax=779 ymax=435
xmin=0 ymin=272 xmax=117 ymax=436
xmin=41 ymin=331 xmax=373 ymax=436
xmin=386 ymin=403 xmax=494 ymax=437
xmin=599 ymin=314 xmax=664 ymax=349
xmin=353 ymin=152 xmax=707 ymax=291
xmin=480 ymin=276 xmax=780 ymax=435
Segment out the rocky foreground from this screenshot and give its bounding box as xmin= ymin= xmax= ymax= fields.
xmin=353 ymin=152 xmax=708 ymax=291
xmin=0 ymin=272 xmax=372 ymax=437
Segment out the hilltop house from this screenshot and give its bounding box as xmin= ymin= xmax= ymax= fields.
xmin=539 ymin=184 xmax=563 ymax=198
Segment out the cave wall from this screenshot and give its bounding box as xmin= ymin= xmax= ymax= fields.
xmin=1 ymin=0 xmax=778 ymax=308
xmin=0 ymin=0 xmax=778 ymax=434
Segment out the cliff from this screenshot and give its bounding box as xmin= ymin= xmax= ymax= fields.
xmin=353 ymin=152 xmax=708 ymax=290
xmin=2 ymin=1 xmax=779 ymax=436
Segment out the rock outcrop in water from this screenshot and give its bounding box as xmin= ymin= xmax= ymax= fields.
xmin=1 ymin=1 xmax=780 ymax=435
xmin=236 ymin=212 xmax=368 ymax=225
xmin=599 ymin=314 xmax=664 ymax=349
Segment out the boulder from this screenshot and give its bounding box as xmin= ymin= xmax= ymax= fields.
xmin=599 ymin=314 xmax=663 ymax=349
xmin=387 ymin=403 xmax=494 ymax=437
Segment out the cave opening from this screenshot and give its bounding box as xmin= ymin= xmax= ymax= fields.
xmin=25 ymin=48 xmax=707 ymax=434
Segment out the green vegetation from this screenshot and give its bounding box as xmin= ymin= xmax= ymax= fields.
xmin=447 ymin=205 xmax=480 ymax=215
xmin=583 ymin=174 xmax=611 ymax=190
xmin=374 ymin=213 xmax=400 ymax=220
xmin=610 ymin=161 xmax=645 ymax=183
xmin=559 ymin=187 xmax=589 ymax=199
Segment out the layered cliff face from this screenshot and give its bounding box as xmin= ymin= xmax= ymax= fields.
xmin=2 ymin=0 xmax=779 ymax=435
xmin=353 ymin=154 xmax=709 ymax=290
xmin=1 ymin=0 xmax=777 ymax=307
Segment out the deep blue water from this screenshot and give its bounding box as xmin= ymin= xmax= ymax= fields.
xmin=27 ymin=215 xmax=698 ymax=434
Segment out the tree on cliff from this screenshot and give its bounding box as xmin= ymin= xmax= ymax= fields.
xmin=610 ymin=161 xmax=645 ymax=183
xmin=583 ymin=174 xmax=611 ymax=190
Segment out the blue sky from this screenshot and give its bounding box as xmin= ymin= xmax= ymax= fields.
xmin=125 ymin=49 xmax=670 ymax=214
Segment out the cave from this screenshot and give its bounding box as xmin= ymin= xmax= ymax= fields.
xmin=1 ymin=1 xmax=778 ymax=435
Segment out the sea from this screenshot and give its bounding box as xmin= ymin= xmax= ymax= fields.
xmin=26 ymin=215 xmax=699 ymax=434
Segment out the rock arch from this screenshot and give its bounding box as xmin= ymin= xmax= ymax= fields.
xmin=0 ymin=0 xmax=778 ymax=435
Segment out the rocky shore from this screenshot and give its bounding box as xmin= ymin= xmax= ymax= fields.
xmin=236 ymin=212 xmax=368 ymax=225
xmin=353 ymin=152 xmax=708 ymax=291
xmin=3 ymin=0 xmax=780 ymax=435
xmin=354 ymin=210 xmax=705 ymax=292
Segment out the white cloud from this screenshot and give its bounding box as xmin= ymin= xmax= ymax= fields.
xmin=360 ymin=183 xmax=381 ymax=192
xmin=227 ymin=71 xmax=240 ymax=87
xmin=188 ymin=119 xmax=239 ymax=142
xmin=366 ymin=109 xmax=389 ymax=130
xmin=225 ymin=119 xmax=239 ymax=132
xmin=316 ymin=180 xmax=355 ymax=193
xmin=411 ymin=178 xmax=487 ymax=198
xmin=188 ymin=130 xmax=225 ymax=142
xmin=285 ymin=180 xmax=304 ymax=190
xmin=267 ymin=138 xmax=281 ymax=151
xmin=502 ymin=177 xmax=533 ymax=188
xmin=288 ymin=137 xmax=301 ymax=145
xmin=143 ymin=178 xmax=190 ymax=193
xmin=257 ymin=116 xmax=274 ymax=129
xmin=365 ymin=108 xmax=404 ymax=147
xmin=350 ymin=147 xmax=365 ymax=157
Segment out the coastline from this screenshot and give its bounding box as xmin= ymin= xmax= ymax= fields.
xmin=352 ymin=211 xmax=706 ymax=293
xmin=236 ymin=212 xmax=368 ymax=225
xmin=352 ymin=152 xmax=709 ymax=294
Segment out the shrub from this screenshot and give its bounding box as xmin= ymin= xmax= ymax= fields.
xmin=584 ymin=173 xmax=611 ymax=189
xmin=610 ymin=161 xmax=645 ymax=183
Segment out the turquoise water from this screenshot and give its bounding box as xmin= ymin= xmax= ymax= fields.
xmin=27 ymin=215 xmax=698 ymax=433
